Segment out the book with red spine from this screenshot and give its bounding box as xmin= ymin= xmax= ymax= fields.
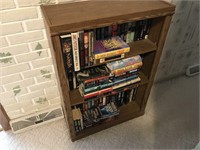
xmin=79 ymin=31 xmax=85 ymax=69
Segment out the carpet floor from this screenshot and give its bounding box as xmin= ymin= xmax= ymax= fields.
xmin=0 ymin=75 xmax=199 ymax=149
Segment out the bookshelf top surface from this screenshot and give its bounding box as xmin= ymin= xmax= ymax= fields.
xmin=41 ymin=1 xmax=175 ymax=35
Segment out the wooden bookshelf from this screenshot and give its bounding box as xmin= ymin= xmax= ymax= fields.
xmin=41 ymin=1 xmax=175 ymax=141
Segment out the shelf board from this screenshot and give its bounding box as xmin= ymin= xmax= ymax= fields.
xmin=84 ymin=39 xmax=157 ymax=69
xmin=73 ymin=101 xmax=143 ymax=141
xmin=69 ymin=88 xmax=84 ymax=106
xmin=127 ymin=39 xmax=157 ymax=57
xmin=41 ymin=1 xmax=175 ymax=35
xmin=70 ymin=71 xmax=148 ymax=106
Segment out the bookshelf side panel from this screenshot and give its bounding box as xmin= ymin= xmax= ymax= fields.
xmin=51 ymin=36 xmax=76 ymax=139
xmin=141 ymin=15 xmax=173 ymax=111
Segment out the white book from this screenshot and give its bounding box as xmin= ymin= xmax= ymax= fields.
xmin=71 ymin=32 xmax=80 ymax=71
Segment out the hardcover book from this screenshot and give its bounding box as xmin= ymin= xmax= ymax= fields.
xmin=79 ymin=31 xmax=85 ymax=68
xmin=94 ymin=36 xmax=130 ymax=59
xmin=60 ymin=34 xmax=74 ymax=72
xmin=71 ymin=32 xmax=80 ymax=71
xmin=84 ymin=32 xmax=89 ymax=66
xmin=107 ymin=55 xmax=142 ymax=71
xmin=111 ymin=62 xmax=143 ymax=76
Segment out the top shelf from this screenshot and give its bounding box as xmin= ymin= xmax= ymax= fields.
xmin=84 ymin=39 xmax=157 ymax=69
xmin=41 ymin=1 xmax=175 ymax=36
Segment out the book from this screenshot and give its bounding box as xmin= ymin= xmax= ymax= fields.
xmin=60 ymin=34 xmax=74 ymax=73
xmin=82 ymin=87 xmax=113 ymax=99
xmin=72 ymin=108 xmax=83 ymax=132
xmin=71 ymin=32 xmax=80 ymax=71
xmin=88 ymin=31 xmax=94 ymax=66
xmin=107 ymin=55 xmax=142 ymax=71
xmin=79 ymin=31 xmax=85 ymax=69
xmin=67 ymin=72 xmax=74 ymax=90
xmin=94 ymin=36 xmax=130 ymax=59
xmin=113 ymin=74 xmax=138 ymax=85
xmin=112 ymin=77 xmax=141 ymax=90
xmin=111 ymin=24 xmax=118 ymax=36
xmin=76 ymin=65 xmax=111 ymax=83
xmin=84 ymin=32 xmax=89 ymax=66
xmin=111 ymin=62 xmax=143 ymax=76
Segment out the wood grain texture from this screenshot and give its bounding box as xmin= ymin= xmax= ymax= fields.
xmin=0 ymin=103 xmax=10 ymax=131
xmin=51 ymin=36 xmax=76 ymax=139
xmin=141 ymin=15 xmax=173 ymax=111
xmin=74 ymin=101 xmax=143 ymax=141
xmin=41 ymin=1 xmax=175 ymax=35
xmin=41 ymin=0 xmax=175 ymax=141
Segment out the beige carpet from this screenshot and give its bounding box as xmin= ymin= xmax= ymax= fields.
xmin=0 ymin=75 xmax=199 ymax=149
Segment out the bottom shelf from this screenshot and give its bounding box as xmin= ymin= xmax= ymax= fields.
xmin=72 ymin=101 xmax=144 ymax=141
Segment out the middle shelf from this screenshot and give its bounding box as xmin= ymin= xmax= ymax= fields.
xmin=69 ymin=71 xmax=148 ymax=106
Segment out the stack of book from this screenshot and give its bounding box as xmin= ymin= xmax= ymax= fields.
xmin=77 ymin=65 xmax=113 ymax=99
xmin=107 ymin=55 xmax=143 ymax=90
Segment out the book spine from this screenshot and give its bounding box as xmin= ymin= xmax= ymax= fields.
xmin=113 ymin=77 xmax=141 ymax=90
xmin=60 ymin=34 xmax=74 ymax=73
xmin=84 ymin=75 xmax=110 ymax=84
xmin=88 ymin=31 xmax=92 ymax=66
xmin=108 ymin=26 xmax=112 ymax=38
xmin=94 ymin=47 xmax=130 ymax=59
xmin=101 ymin=27 xmax=105 ymax=40
xmin=79 ymin=31 xmax=85 ymax=69
xmin=84 ymin=91 xmax=99 ymax=99
xmin=71 ymin=32 xmax=80 ymax=71
xmin=73 ymin=72 xmax=77 ymax=89
xmin=112 ymin=62 xmax=143 ymax=76
xmin=113 ymin=74 xmax=138 ymax=84
xmin=84 ymin=86 xmax=99 ymax=94
xmin=89 ymin=31 xmax=94 ymax=66
xmin=111 ymin=24 xmax=118 ymax=37
xmin=84 ymin=32 xmax=89 ymax=66
xmin=129 ymin=89 xmax=134 ymax=102
xmin=67 ymin=72 xmax=74 ymax=90
xmin=104 ymin=27 xmax=109 ymax=39
xmin=107 ymin=55 xmax=142 ymax=71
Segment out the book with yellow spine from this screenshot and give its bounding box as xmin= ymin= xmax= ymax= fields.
xmin=112 ymin=61 xmax=143 ymax=76
xmin=94 ymin=36 xmax=130 ymax=60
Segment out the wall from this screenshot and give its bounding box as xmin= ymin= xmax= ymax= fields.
xmin=155 ymin=0 xmax=199 ymax=81
xmin=0 ymin=0 xmax=76 ymax=120
xmin=0 ymin=0 xmax=199 ymax=120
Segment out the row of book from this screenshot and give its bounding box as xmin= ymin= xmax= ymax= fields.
xmin=61 ymin=19 xmax=152 ymax=72
xmin=95 ymin=19 xmax=152 ymax=42
xmin=72 ymin=83 xmax=139 ymax=132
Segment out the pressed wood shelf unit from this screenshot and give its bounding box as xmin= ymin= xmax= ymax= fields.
xmin=41 ymin=1 xmax=175 ymax=141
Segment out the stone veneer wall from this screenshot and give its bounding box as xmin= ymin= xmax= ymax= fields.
xmin=0 ymin=0 xmax=79 ymax=120
xmin=155 ymin=0 xmax=199 ymax=81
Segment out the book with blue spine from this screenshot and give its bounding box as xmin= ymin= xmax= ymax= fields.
xmin=107 ymin=55 xmax=142 ymax=71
